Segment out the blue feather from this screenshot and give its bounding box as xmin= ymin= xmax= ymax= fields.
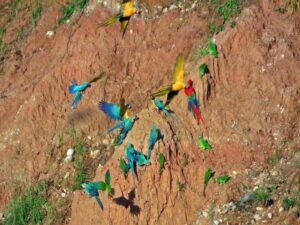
xmin=94 ymin=196 xmax=104 ymax=210
xmin=71 ymin=92 xmax=82 ymax=109
xmin=108 ymin=120 xmax=125 ymax=134
xmin=68 ymin=81 xmax=78 ymax=94
xmin=147 ymin=126 xmax=159 ymax=159
xmin=99 ymin=101 xmax=121 ymax=121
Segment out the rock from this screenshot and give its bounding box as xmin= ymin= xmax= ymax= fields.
xmin=256 ymin=207 xmax=263 ymax=211
xmin=213 ymin=220 xmax=219 ymax=225
xmin=61 ymin=192 xmax=66 ymax=197
xmin=90 ymin=150 xmax=100 ymax=159
xmin=64 ymin=172 xmax=70 ymax=179
xmin=267 ymin=213 xmax=272 ymax=219
xmin=163 ymin=8 xmax=168 ymax=13
xmin=169 ymin=4 xmax=178 ymax=10
xmin=87 ymin=135 xmax=92 ymax=140
xmin=279 ymin=207 xmax=284 ymax=213
xmin=102 ymin=139 xmax=109 ymax=145
xmin=64 ymin=148 xmax=74 ymax=162
xmin=202 ymin=211 xmax=209 ymax=218
xmin=254 ymin=214 xmax=261 ymax=221
xmin=46 ymin=30 xmax=55 ymax=38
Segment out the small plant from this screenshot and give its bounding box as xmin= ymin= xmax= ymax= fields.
xmin=251 ymin=190 xmax=269 ymax=203
xmin=58 ymin=0 xmax=89 ymax=25
xmin=290 ymin=0 xmax=298 ymax=13
xmin=4 ymin=181 xmax=54 ymax=225
xmin=176 ymin=181 xmax=185 ymax=191
xmin=30 ymin=0 xmax=42 ymax=28
xmin=267 ymin=151 xmax=281 ymax=166
xmin=182 ymin=153 xmax=189 ymax=167
xmin=199 ymin=47 xmax=208 ymax=57
xmin=7 ymin=0 xmax=25 ymax=23
xmin=282 ymin=197 xmax=296 ymax=211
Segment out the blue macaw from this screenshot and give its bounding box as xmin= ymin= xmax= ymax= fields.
xmin=69 ymin=72 xmax=105 ymax=109
xmin=151 ymin=96 xmax=175 ymax=118
xmin=82 ymin=182 xmax=104 ymax=210
xmin=99 ymin=97 xmax=130 ymax=121
xmin=147 ymin=126 xmax=159 ymax=159
xmin=108 ymin=115 xmax=137 ymax=146
xmin=125 ymin=142 xmax=149 ymax=177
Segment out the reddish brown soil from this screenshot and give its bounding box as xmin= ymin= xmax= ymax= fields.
xmin=0 ymin=0 xmax=300 ymax=224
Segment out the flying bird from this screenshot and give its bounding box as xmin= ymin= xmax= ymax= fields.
xmin=100 ymin=0 xmax=141 ymax=36
xmin=147 ymin=126 xmax=159 ymax=159
xmin=184 ymin=80 xmax=205 ymax=125
xmin=151 ymin=96 xmax=175 ymax=119
xmin=151 ymin=54 xmax=185 ymax=106
xmin=82 ymin=182 xmax=104 ymax=210
xmin=68 ymin=72 xmax=105 ymax=109
xmin=99 ymin=97 xmax=130 ymax=121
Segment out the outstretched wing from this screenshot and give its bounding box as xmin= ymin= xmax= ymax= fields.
xmin=172 ymin=54 xmax=184 ymax=84
xmin=88 ymin=72 xmax=106 ymax=84
xmin=120 ymin=17 xmax=130 ymax=37
xmin=71 ymin=92 xmax=82 ymax=109
xmin=68 ymin=81 xmax=78 ymax=94
xmin=165 ymin=90 xmax=179 ymax=106
xmin=99 ymin=101 xmax=121 ymax=121
xmin=119 ymin=97 xmax=127 ymax=119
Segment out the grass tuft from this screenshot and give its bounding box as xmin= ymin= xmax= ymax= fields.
xmin=58 ymin=0 xmax=89 ymax=25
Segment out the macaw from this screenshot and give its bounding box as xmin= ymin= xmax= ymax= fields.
xmin=147 ymin=126 xmax=159 ymax=159
xmin=151 ymin=54 xmax=185 ymax=106
xmin=100 ymin=0 xmax=141 ymax=36
xmin=108 ymin=115 xmax=137 ymax=146
xmin=184 ymin=80 xmax=205 ymax=125
xmin=82 ymin=182 xmax=104 ymax=210
xmin=69 ymin=72 xmax=105 ymax=109
xmin=99 ymin=97 xmax=130 ymax=121
xmin=151 ymin=96 xmax=175 ymax=119
xmin=125 ymin=142 xmax=149 ymax=177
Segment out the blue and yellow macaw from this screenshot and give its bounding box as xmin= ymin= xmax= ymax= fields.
xmin=108 ymin=115 xmax=137 ymax=146
xmin=151 ymin=54 xmax=185 ymax=106
xmin=100 ymin=0 xmax=142 ymax=36
xmin=82 ymin=182 xmax=104 ymax=210
xmin=147 ymin=126 xmax=159 ymax=159
xmin=69 ymin=72 xmax=105 ymax=109
xmin=125 ymin=142 xmax=149 ymax=177
xmin=151 ymin=96 xmax=175 ymax=119
xmin=99 ymin=97 xmax=130 ymax=121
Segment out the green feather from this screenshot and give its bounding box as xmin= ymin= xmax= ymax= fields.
xmin=199 ymin=63 xmax=208 ymax=76
xmin=203 ymin=168 xmax=214 ymax=197
xmin=207 ymin=38 xmax=218 ymax=58
xmin=98 ymin=181 xmax=106 ymax=191
xmin=158 ymin=153 xmax=165 ymax=174
xmin=105 ymin=170 xmax=111 ymax=185
xmin=198 ymin=137 xmax=213 ymax=151
xmin=215 ymin=175 xmax=231 ymax=184
xmin=119 ymin=158 xmax=127 ymax=173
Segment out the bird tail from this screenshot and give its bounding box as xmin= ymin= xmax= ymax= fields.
xmin=100 ymin=15 xmax=120 ymax=27
xmin=147 ymin=145 xmax=153 ymax=160
xmin=108 ymin=121 xmax=125 ymax=134
xmin=151 ymin=85 xmax=172 ymax=97
xmin=94 ymin=196 xmax=104 ymax=210
xmin=117 ymin=131 xmax=126 ymax=146
xmin=191 ymin=105 xmax=205 ymax=125
xmin=162 ymin=108 xmax=175 ymax=119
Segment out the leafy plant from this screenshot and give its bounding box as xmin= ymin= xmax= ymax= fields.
xmin=199 ymin=47 xmax=208 ymax=57
xmin=158 ymin=153 xmax=165 ymax=174
xmin=30 ymin=0 xmax=42 ymax=28
xmin=199 ymin=63 xmax=208 ymax=76
xmin=215 ymin=175 xmax=231 ymax=184
xmin=119 ymin=157 xmax=128 ymax=174
xmin=176 ymin=181 xmax=185 ymax=191
xmin=267 ymin=151 xmax=281 ymax=166
xmin=7 ymin=0 xmax=25 ymax=23
xmin=4 ymin=181 xmax=54 ymax=225
xmin=251 ymin=190 xmax=269 ymax=203
xmin=290 ymin=0 xmax=298 ymax=13
xmin=282 ymin=197 xmax=296 ymax=211
xmin=58 ymin=0 xmax=89 ymax=25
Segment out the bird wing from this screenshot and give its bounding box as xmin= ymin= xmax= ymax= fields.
xmin=122 ymin=0 xmax=131 ymax=3
xmin=99 ymin=101 xmax=121 ymax=121
xmin=108 ymin=120 xmax=125 ymax=134
xmin=120 ymin=18 xmax=130 ymax=37
xmin=69 ymin=81 xmax=78 ymax=94
xmin=119 ymin=97 xmax=127 ymax=119
xmin=165 ymin=90 xmax=179 ymax=106
xmin=88 ymin=72 xmax=106 ymax=84
xmin=94 ymin=196 xmax=104 ymax=210
xmin=172 ymin=54 xmax=184 ymax=84
xmin=71 ymin=92 xmax=82 ymax=109
xmin=151 ymin=85 xmax=172 ymax=98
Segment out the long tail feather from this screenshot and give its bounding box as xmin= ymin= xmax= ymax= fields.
xmin=100 ymin=15 xmax=119 ymax=27
xmin=108 ymin=121 xmax=124 ymax=134
xmin=192 ymin=105 xmax=205 ymax=125
xmin=94 ymin=196 xmax=104 ymax=210
xmin=151 ymin=85 xmax=171 ymax=97
xmin=162 ymin=108 xmax=175 ymax=119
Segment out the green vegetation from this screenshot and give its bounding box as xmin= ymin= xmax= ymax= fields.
xmin=4 ymin=181 xmax=55 ymax=225
xmin=158 ymin=153 xmax=165 ymax=174
xmin=282 ymin=193 xmax=300 ymax=218
xmin=7 ymin=0 xmax=25 ymax=23
xmin=267 ymin=150 xmax=281 ymax=166
xmin=30 ymin=0 xmax=42 ymax=28
xmin=72 ymin=140 xmax=90 ymax=190
xmin=198 ymin=39 xmax=218 ymax=59
xmin=251 ymin=190 xmax=269 ymax=203
xmin=58 ymin=0 xmax=89 ymax=25
xmin=176 ymin=181 xmax=185 ymax=191
xmin=208 ymin=0 xmax=241 ymax=34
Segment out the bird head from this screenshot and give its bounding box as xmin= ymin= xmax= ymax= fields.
xmin=151 ymin=96 xmax=155 ymax=100
xmin=134 ymin=4 xmax=142 ymax=14
xmin=186 ymin=80 xmax=193 ymax=87
xmin=125 ymin=103 xmax=131 ymax=109
xmin=83 ymin=82 xmax=91 ymax=89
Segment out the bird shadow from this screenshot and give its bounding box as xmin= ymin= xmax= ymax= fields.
xmin=113 ymin=189 xmax=141 ymax=216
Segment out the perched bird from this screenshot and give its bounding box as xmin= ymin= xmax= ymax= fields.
xmin=108 ymin=115 xmax=137 ymax=146
xmin=69 ymin=72 xmax=105 ymax=109
xmin=147 ymin=126 xmax=159 ymax=159
xmin=151 ymin=96 xmax=175 ymax=119
xmin=184 ymin=80 xmax=205 ymax=125
xmin=99 ymin=97 xmax=130 ymax=121
xmin=100 ymin=0 xmax=141 ymax=36
xmin=82 ymin=182 xmax=104 ymax=210
xmin=151 ymin=54 xmax=185 ymax=106
xmin=125 ymin=142 xmax=149 ymax=177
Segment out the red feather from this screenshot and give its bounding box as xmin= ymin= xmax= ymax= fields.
xmin=191 ymin=105 xmax=205 ymax=126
